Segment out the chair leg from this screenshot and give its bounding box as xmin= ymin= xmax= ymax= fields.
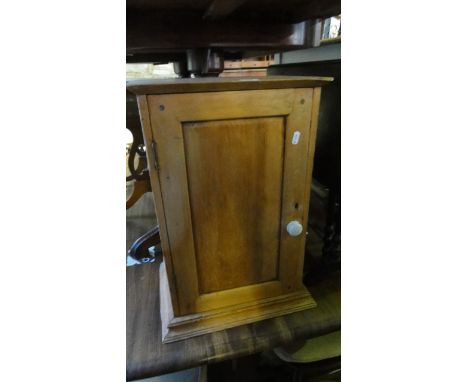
xmin=126 ymin=178 xmax=151 ymax=210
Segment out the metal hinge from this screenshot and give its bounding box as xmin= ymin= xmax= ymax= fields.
xmin=151 ymin=140 xmax=160 ymax=171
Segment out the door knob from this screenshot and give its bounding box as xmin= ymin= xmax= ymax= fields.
xmin=286 ymin=221 xmax=303 ymax=237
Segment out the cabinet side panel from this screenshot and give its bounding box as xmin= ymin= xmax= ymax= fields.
xmin=297 ymin=87 xmax=322 ymax=279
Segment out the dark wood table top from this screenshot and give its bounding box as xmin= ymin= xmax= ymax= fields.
xmin=126 ymin=256 xmax=340 ymax=381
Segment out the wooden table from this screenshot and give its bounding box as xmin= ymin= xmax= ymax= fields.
xmin=127 ymin=257 xmax=340 ymax=380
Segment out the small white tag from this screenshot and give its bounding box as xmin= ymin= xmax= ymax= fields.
xmin=292 ymin=131 xmax=301 ymax=145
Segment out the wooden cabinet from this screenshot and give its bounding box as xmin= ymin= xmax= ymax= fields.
xmin=128 ymin=76 xmax=333 ymax=343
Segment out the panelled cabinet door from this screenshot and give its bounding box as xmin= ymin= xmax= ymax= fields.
xmin=147 ymin=88 xmax=317 ymax=314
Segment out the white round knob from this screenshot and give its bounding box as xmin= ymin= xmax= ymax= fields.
xmin=286 ymin=221 xmax=303 ymax=237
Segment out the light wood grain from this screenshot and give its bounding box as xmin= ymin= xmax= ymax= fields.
xmin=136 ymin=95 xmax=181 ymax=315
xmin=278 ymin=88 xmax=314 ymax=292
xmin=132 ymin=78 xmax=328 ymax=342
xmin=146 ymin=94 xmax=201 ymax=315
xmin=160 ymin=260 xmax=316 ymax=343
xmin=149 ymin=88 xmax=294 ymax=122
xmin=147 ymin=89 xmax=298 ymax=317
xmin=183 ymin=117 xmax=284 ymax=293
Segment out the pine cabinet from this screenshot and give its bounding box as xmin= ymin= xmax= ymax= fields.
xmin=128 ymin=76 xmax=332 ymax=343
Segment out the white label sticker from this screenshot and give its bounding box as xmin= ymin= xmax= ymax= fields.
xmin=292 ymin=131 xmax=301 ymax=145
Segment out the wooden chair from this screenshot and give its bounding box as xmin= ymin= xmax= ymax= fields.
xmin=272 ymin=330 xmax=341 ymax=382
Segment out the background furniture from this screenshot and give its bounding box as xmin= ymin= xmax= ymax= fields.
xmin=272 ymin=330 xmax=341 ymax=381
xmin=127 ymin=91 xmax=151 ymax=210
xmin=127 ymin=0 xmax=341 ymax=72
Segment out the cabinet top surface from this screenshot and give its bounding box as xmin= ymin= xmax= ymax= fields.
xmin=126 ymin=75 xmax=333 ymax=95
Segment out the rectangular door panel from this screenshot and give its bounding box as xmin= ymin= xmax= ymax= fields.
xmin=183 ymin=117 xmax=285 ymax=294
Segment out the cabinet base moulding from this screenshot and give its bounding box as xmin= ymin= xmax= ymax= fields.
xmin=159 ymin=261 xmax=317 ymax=343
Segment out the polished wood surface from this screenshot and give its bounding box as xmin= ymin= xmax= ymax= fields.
xmin=126 ymin=1 xmax=341 ymax=58
xmin=127 ymin=0 xmax=339 ymax=19
xmin=203 ymin=0 xmax=247 ymax=20
xmin=127 ymin=257 xmax=340 ymax=380
xmin=127 ymin=76 xmax=333 ymax=95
